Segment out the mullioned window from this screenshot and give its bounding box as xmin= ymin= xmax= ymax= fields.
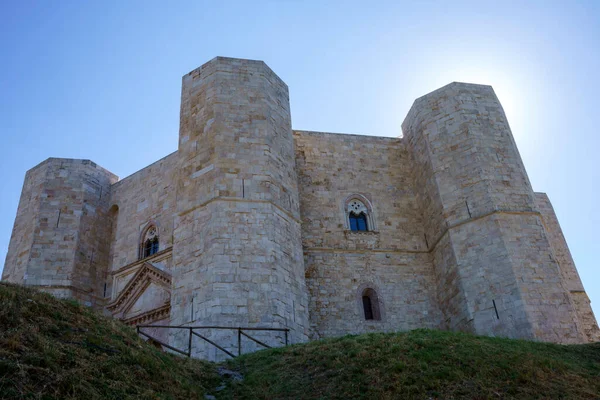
xmin=140 ymin=224 xmax=159 ymax=259
xmin=345 ymin=195 xmax=375 ymax=232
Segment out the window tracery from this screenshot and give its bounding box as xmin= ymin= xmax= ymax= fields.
xmin=140 ymin=225 xmax=159 ymax=259
xmin=346 ymin=196 xmax=374 ymax=232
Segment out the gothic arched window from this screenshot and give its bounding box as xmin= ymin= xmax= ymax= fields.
xmin=361 ymin=288 xmax=381 ymax=321
xmin=347 ymin=197 xmax=373 ymax=232
xmin=140 ymin=225 xmax=159 ymax=259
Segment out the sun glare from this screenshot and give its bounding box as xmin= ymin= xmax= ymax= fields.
xmin=434 ymin=65 xmax=525 ymax=144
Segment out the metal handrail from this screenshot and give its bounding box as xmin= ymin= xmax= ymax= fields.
xmin=136 ymin=325 xmax=290 ymax=358
xmin=240 ymin=330 xmax=272 ymax=349
xmin=191 ymin=331 xmax=236 ymax=358
xmin=137 ymin=329 xmax=190 ymax=357
xmin=137 ymin=325 xmax=290 ymax=331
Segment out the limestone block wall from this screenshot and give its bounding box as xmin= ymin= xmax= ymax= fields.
xmin=107 ymin=152 xmax=178 ymax=293
xmin=403 ymin=82 xmax=585 ymax=343
xmin=3 ymin=56 xmax=596 ymax=350
xmin=495 ymin=213 xmax=583 ymax=342
xmin=304 ymin=251 xmax=441 ymax=339
xmin=294 ymin=131 xmax=442 ymax=338
xmin=171 ymin=57 xmax=308 ymax=360
xmin=3 ymin=162 xmax=47 ymax=283
xmin=294 ymin=131 xmax=426 ymax=251
xmin=2 ymin=158 xmax=118 ymax=307
xmin=535 ymin=192 xmax=600 ymax=341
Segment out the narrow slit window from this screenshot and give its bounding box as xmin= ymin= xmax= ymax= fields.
xmin=362 ymin=295 xmax=374 ymax=320
xmin=361 ymin=288 xmax=381 ymax=321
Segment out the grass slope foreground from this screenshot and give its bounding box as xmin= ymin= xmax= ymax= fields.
xmin=1 ymin=282 xmax=600 ymax=400
xmin=223 ymin=329 xmax=600 ymax=399
xmin=0 ymin=283 xmax=220 ymax=399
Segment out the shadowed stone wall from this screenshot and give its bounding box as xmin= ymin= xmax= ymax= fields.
xmin=2 ymin=158 xmax=117 ymax=308
xmin=535 ymin=192 xmax=599 ymax=341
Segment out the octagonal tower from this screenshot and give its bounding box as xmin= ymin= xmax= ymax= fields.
xmin=2 ymin=158 xmax=117 ymax=308
xmin=170 ymin=57 xmax=309 ymax=360
xmin=403 ymin=82 xmax=591 ymax=343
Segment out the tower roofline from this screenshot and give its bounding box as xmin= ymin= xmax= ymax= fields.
xmin=402 ymin=82 xmax=498 ymax=133
xmin=183 ymin=56 xmax=288 ymax=90
xmin=25 ymin=157 xmax=118 ymax=181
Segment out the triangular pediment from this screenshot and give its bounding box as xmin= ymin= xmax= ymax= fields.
xmin=123 ymin=281 xmax=170 ymax=319
xmin=107 ymin=262 xmax=171 ymax=321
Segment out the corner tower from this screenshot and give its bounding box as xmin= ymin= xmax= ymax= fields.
xmin=403 ymin=82 xmax=590 ymax=343
xmin=2 ymin=158 xmax=118 ymax=307
xmin=171 ymin=57 xmax=309 ymax=359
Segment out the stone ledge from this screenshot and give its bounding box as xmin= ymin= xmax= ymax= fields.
xmin=343 ymin=230 xmax=380 ymax=236
xmin=111 ymin=247 xmax=173 ymax=277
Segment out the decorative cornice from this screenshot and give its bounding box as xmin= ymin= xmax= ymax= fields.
xmin=112 ymin=247 xmax=172 ymax=277
xmin=123 ymin=304 xmax=171 ymax=326
xmin=107 ymin=262 xmax=171 ymax=313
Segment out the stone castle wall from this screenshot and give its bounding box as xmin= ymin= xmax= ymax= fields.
xmin=403 ymin=82 xmax=589 ymax=343
xmin=2 ymin=57 xmax=598 ymax=356
xmin=3 ymin=161 xmax=46 ymax=285
xmin=109 ymin=151 xmax=178 ymax=271
xmin=2 ymin=158 xmax=117 ymax=307
xmin=534 ymin=193 xmax=600 ymax=341
xmin=170 ymin=57 xmax=308 ymax=360
xmin=294 ymin=131 xmax=442 ymax=338
xmin=106 ymin=151 xmax=178 ymax=303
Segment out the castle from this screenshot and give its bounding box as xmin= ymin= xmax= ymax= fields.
xmin=3 ymin=57 xmax=598 ymax=360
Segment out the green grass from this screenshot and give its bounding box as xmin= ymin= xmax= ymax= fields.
xmin=1 ymin=282 xmax=599 ymax=399
xmin=0 ymin=283 xmax=220 ymax=399
xmin=219 ymin=330 xmax=600 ymax=399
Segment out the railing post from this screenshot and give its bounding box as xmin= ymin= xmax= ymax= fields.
xmin=188 ymin=327 xmax=193 ymax=358
xmin=134 ymin=325 xmax=290 ymax=358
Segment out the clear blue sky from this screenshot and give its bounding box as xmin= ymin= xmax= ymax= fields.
xmin=1 ymin=1 xmax=599 ymax=318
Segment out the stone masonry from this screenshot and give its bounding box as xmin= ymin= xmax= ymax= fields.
xmin=3 ymin=57 xmax=598 ymax=360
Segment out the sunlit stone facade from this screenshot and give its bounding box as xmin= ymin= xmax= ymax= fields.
xmin=3 ymin=57 xmax=598 ymax=360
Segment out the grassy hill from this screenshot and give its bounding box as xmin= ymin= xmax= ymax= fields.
xmin=0 ymin=283 xmax=220 ymax=399
xmin=1 ymin=282 xmax=599 ymax=399
xmin=220 ymin=330 xmax=600 ymax=399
